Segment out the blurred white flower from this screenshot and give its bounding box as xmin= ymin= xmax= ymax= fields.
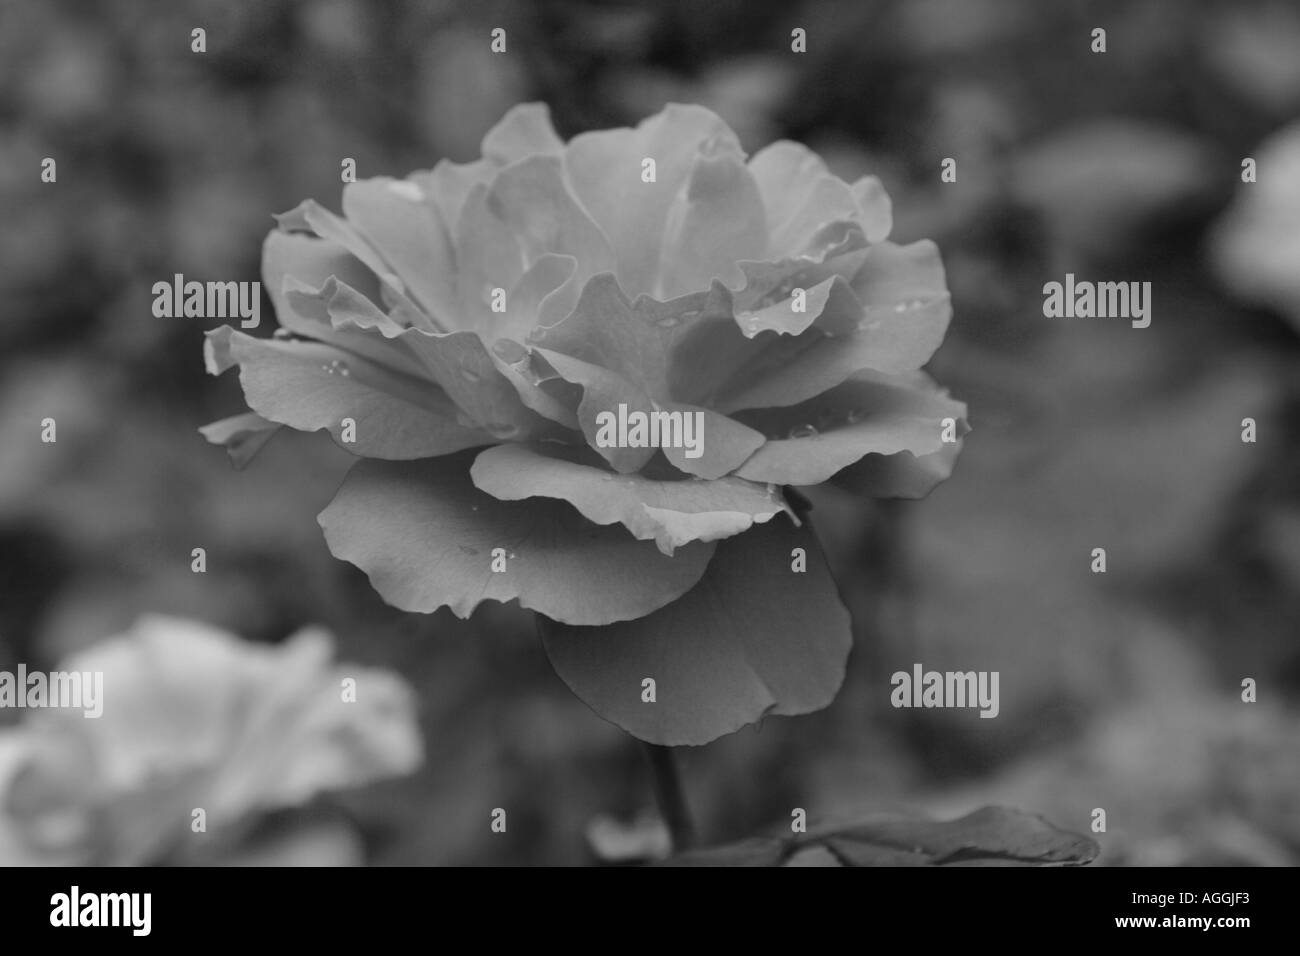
xmin=0 ymin=615 xmax=422 ymax=865
xmin=1212 ymin=122 xmax=1300 ymax=330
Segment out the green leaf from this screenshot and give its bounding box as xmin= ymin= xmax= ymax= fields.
xmin=470 ymin=442 xmax=790 ymax=554
xmin=662 ymin=806 xmax=1100 ymax=866
xmin=539 ymin=514 xmax=851 ymax=745
xmin=318 ymin=451 xmax=716 ymax=625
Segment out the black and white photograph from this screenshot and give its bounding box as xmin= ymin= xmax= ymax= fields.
xmin=0 ymin=0 xmax=1296 ymax=928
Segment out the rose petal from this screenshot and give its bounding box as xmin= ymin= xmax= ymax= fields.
xmin=480 ymin=102 xmax=564 ymax=165
xmin=221 ymin=329 xmax=491 ymax=458
xmin=657 ymin=402 xmax=766 ymax=480
xmin=564 ymin=103 xmax=742 ymax=297
xmin=486 ymin=155 xmax=617 ymax=275
xmin=198 ymin=412 xmax=282 ymax=470
xmin=319 ymin=452 xmax=716 ymax=624
xmin=384 ymin=327 xmax=569 ymax=442
xmin=748 ymin=141 xmax=861 ymax=258
xmin=411 ymin=158 xmax=496 ymax=236
xmin=539 ymin=514 xmax=852 ymax=745
xmin=487 ymin=341 xmax=583 ymax=430
xmin=341 ymin=179 xmax=461 ymax=327
xmin=452 ymin=180 xmax=527 ymax=327
xmin=492 ymin=253 xmax=578 ymax=341
xmin=657 ymin=141 xmax=767 ymax=298
xmin=733 ymin=371 xmax=968 ymax=485
xmin=533 ymin=348 xmax=657 ymax=473
xmin=470 ymin=443 xmax=790 ymax=554
xmin=851 ymin=175 xmax=893 ymax=243
xmin=831 ymin=441 xmax=964 ymax=500
xmin=714 ymin=295 xmax=952 ymax=413
xmin=530 ymin=273 xmax=675 ymax=396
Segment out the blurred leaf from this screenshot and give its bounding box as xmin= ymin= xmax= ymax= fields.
xmin=662 ymin=806 xmax=1099 ymax=866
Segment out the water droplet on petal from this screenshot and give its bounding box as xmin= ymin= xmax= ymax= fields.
xmin=320 ymin=363 xmax=334 ymax=375
xmin=846 ymin=408 xmax=866 ymax=424
xmin=893 ymin=299 xmax=927 ymax=313
xmin=273 ymin=328 xmax=293 ymax=340
xmin=788 ymin=423 xmax=819 ymax=439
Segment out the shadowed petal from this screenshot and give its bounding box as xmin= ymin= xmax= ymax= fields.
xmin=319 ymin=452 xmax=717 ymax=624
xmin=540 ymin=514 xmax=851 ymax=745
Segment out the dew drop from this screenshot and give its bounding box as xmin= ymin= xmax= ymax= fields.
xmin=320 ymin=363 xmax=335 ymax=375
xmin=273 ymin=328 xmax=293 ymax=340
xmin=788 ymin=423 xmax=819 ymax=439
xmin=846 ymin=408 xmax=866 ymax=424
xmin=329 ymin=359 xmax=350 ymax=377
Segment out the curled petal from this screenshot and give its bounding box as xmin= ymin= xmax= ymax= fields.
xmin=217 ymin=328 xmax=491 ymax=458
xmin=471 ymin=442 xmax=790 ymax=554
xmin=198 ymin=412 xmax=282 ymax=470
xmin=733 ymin=371 xmax=968 ymax=486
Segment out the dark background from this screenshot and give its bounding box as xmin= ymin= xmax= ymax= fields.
xmin=1 ymin=0 xmax=1298 ymax=865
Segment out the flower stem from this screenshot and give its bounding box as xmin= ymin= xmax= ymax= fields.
xmin=642 ymin=742 xmax=695 ymax=852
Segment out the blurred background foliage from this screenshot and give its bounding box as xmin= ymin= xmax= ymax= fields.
xmin=0 ymin=0 xmax=1297 ymax=864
